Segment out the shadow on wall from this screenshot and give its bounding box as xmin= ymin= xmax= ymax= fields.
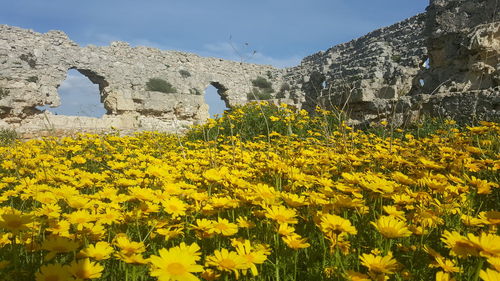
xmin=37 ymin=69 xmax=107 ymax=117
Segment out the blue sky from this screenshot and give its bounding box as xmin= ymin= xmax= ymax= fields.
xmin=1 ymin=0 xmax=428 ymax=117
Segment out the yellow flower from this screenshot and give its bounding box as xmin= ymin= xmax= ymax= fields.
xmin=371 ymin=215 xmax=412 ymax=238
xmin=97 ymin=208 xmax=123 ymax=225
xmin=191 ymin=218 xmax=215 ymax=239
xmin=383 ymin=205 xmax=406 ymax=221
xmin=41 ymin=236 xmax=80 ymax=261
xmin=419 ymin=157 xmax=445 ymax=169
xmin=467 ymin=233 xmax=500 ymax=258
xmin=480 ymin=268 xmax=500 ymax=281
xmin=441 ymin=231 xmax=478 ymax=257
xmin=320 ymin=213 xmax=357 ymax=236
xmin=161 ymin=196 xmax=187 ymax=218
xmin=79 ymin=241 xmax=114 ymax=261
xmin=359 ymin=252 xmax=399 ymax=275
xmin=205 ymin=248 xmax=248 ymax=279
xmin=480 ymin=211 xmax=500 ymax=225
xmin=234 ymin=240 xmax=268 ymax=276
xmin=200 ymin=269 xmax=220 ymax=281
xmin=432 ymin=256 xmax=461 ymax=273
xmin=345 ymin=270 xmax=371 ymax=281
xmin=0 ymin=209 xmax=33 ymax=233
xmin=66 ymin=258 xmax=103 ymax=279
xmin=35 ymin=263 xmax=73 ymax=281
xmin=208 ymin=218 xmax=238 ymax=236
xmin=281 ymin=193 xmax=308 ymax=207
xmin=277 ymin=223 xmax=295 ymax=236
xmin=236 ymin=216 xmax=255 ymax=229
xmin=149 ymin=242 xmax=203 ymax=281
xmin=115 ymin=252 xmax=148 ymax=264
xmin=487 ymin=256 xmax=500 ymax=271
xmin=282 ymin=234 xmax=311 ymax=250
xmin=461 ymin=214 xmax=489 ymax=227
xmin=436 ymin=271 xmax=456 ymax=281
xmin=391 ymin=172 xmax=416 ymax=186
xmin=264 ymin=205 xmax=298 ymax=224
xmin=156 ymin=226 xmax=184 ymax=240
xmin=65 ymin=210 xmax=95 ymax=230
xmin=114 ymin=234 xmax=146 ymax=255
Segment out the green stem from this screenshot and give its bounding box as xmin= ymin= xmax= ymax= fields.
xmin=293 ymin=250 xmax=298 ymax=281
xmin=384 ymin=238 xmax=393 ymax=255
xmin=472 ymin=258 xmax=484 ymax=281
xmin=334 ymin=246 xmax=346 ymax=274
xmin=274 ymin=233 xmax=280 ymax=281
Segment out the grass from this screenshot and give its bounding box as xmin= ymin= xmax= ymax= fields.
xmin=0 ymin=102 xmax=498 ymax=281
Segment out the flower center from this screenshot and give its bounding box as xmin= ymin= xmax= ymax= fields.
xmin=45 ymin=274 xmax=60 ymax=281
xmin=220 ymin=258 xmax=236 ymax=269
xmin=6 ymin=220 xmax=23 ymax=229
xmin=167 ymin=262 xmax=187 ymax=275
xmin=274 ymin=215 xmax=287 ymax=222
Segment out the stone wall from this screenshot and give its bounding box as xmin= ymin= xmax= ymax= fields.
xmin=0 ymin=25 xmax=282 ymax=133
xmin=0 ymin=0 xmax=498 ymax=135
xmin=281 ymin=14 xmax=428 ymax=125
xmin=281 ymin=0 xmax=499 ymax=125
xmin=414 ymin=0 xmax=500 ymax=123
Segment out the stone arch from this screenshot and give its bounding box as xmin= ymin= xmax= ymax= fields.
xmin=204 ymin=82 xmax=231 ymax=117
xmin=72 ymin=68 xmax=109 ymax=94
xmin=39 ymin=68 xmax=110 ymax=117
xmin=209 ymin=82 xmax=230 ymax=108
xmin=67 ymin=67 xmax=110 ymax=115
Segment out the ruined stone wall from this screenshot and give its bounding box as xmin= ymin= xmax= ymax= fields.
xmin=281 ymin=14 xmax=428 ymax=124
xmin=282 ymin=0 xmax=499 ymax=125
xmin=1 ymin=0 xmax=498 ymax=135
xmin=0 ymin=25 xmax=283 ymax=133
xmin=414 ymin=0 xmax=500 ymax=122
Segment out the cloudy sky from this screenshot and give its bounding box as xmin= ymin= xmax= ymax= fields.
xmin=1 ymin=0 xmax=428 ymax=117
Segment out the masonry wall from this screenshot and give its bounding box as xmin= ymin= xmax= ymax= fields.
xmin=0 ymin=25 xmax=282 ymax=133
xmin=414 ymin=0 xmax=500 ymax=123
xmin=281 ymin=0 xmax=499 ymax=125
xmin=0 ymin=0 xmax=498 ymax=135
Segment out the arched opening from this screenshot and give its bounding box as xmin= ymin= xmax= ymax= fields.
xmin=37 ymin=69 xmax=107 ymax=117
xmin=204 ymin=82 xmax=229 ymax=118
xmin=422 ymin=57 xmax=430 ymax=69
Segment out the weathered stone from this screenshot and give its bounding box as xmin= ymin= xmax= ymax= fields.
xmin=0 ymin=0 xmax=498 ymax=135
xmin=0 ymin=25 xmax=282 ymax=133
xmin=281 ymin=0 xmax=499 ymax=125
xmin=282 ymin=13 xmax=429 ymax=124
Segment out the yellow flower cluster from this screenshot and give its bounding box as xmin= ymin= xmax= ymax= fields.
xmin=0 ymin=106 xmax=498 ymax=280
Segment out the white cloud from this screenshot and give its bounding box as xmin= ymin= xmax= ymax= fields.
xmin=42 ymin=70 xmax=106 ymax=117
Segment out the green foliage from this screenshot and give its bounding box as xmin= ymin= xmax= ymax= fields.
xmin=391 ymin=55 xmax=402 ymax=63
xmin=185 ymin=102 xmax=347 ymax=142
xmin=19 ymin=53 xmax=37 ymax=68
xmin=179 ymin=69 xmax=191 ymax=78
xmin=247 ymin=88 xmax=272 ymax=101
xmin=27 ymin=76 xmax=38 ymax=83
xmin=252 ymin=76 xmax=273 ymax=89
xmin=146 ymin=78 xmax=177 ymax=93
xmin=266 ymin=70 xmax=273 ymax=79
xmin=276 ymin=83 xmax=291 ymax=98
xmin=0 ymin=128 xmax=19 ymax=146
xmin=247 ymin=76 xmax=274 ymax=101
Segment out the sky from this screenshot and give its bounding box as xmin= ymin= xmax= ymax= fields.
xmin=1 ymin=0 xmax=428 ymax=117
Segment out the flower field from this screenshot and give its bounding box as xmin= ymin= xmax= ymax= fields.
xmin=0 ymin=103 xmax=499 ymax=281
